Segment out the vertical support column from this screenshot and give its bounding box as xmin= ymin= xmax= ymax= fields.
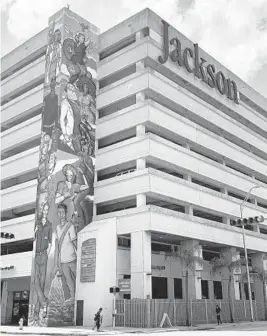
xmin=184 ymin=174 xmax=192 ymax=182
xmin=137 ymin=194 xmax=146 ymax=207
xmin=136 ymin=124 xmax=145 ymax=137
xmin=251 ymin=253 xmax=266 ymax=303
xmin=28 ymin=7 xmax=99 ymax=327
xmin=181 ymin=240 xmax=202 ymax=300
xmin=184 ymin=205 xmax=193 ymax=216
xmin=220 ymin=247 xmax=240 ymax=300
xmin=208 ymin=280 xmax=214 ymax=300
xmin=137 ymin=158 xmax=146 ymax=170
xmin=131 ymin=231 xmax=152 ymax=299
xmin=168 ymin=278 xmax=174 ymax=299
xmin=1 ymin=281 xmax=8 ymax=324
xmin=221 ymin=185 xmax=230 ymax=225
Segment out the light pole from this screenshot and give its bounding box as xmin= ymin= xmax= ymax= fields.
xmin=240 ymin=185 xmax=260 ymax=322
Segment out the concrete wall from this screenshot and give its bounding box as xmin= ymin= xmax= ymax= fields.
xmin=76 ymin=218 xmax=117 ymax=327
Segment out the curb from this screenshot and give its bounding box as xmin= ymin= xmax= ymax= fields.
xmin=0 ymin=328 xmax=216 ymax=335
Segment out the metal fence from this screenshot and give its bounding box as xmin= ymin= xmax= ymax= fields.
xmin=115 ymin=299 xmax=267 ymax=327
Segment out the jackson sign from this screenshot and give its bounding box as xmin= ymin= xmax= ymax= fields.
xmin=158 ymin=20 xmax=239 ymax=104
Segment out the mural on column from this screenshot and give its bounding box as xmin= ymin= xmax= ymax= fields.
xmin=28 ymin=8 xmax=99 ymax=327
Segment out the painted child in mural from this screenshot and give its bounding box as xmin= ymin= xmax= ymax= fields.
xmin=45 ymin=25 xmax=62 ymax=86
xmin=55 ymin=164 xmax=89 ymax=230
xmin=52 ymin=204 xmax=77 ymax=302
xmin=32 ymin=203 xmax=52 ymax=319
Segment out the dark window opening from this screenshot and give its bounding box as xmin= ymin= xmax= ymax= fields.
xmin=118 ymin=237 xmax=131 ymax=248
xmin=98 ymin=95 xmax=136 ymax=119
xmin=98 ymin=167 xmax=136 ymax=182
xmin=152 ymin=277 xmax=168 ymax=299
xmin=100 ymin=35 xmax=136 ymax=60
xmin=203 ymin=250 xmax=220 ymax=261
xmin=1 ymin=76 xmax=44 ymax=106
xmin=260 ymin=228 xmax=267 ymax=235
xmin=174 ymin=278 xmax=183 ymax=299
xmin=239 ymin=283 xmax=242 ymax=300
xmin=244 ymin=283 xmax=255 ymax=300
xmin=193 ymin=209 xmax=223 ymax=223
xmin=201 ymin=280 xmax=209 ymax=299
xmin=1 ymin=240 xmax=33 ymax=255
xmin=190 ymin=147 xmax=220 ymax=163
xmin=257 ymin=202 xmax=267 ymax=210
xmin=226 ymin=164 xmax=250 ymax=177
xmin=228 ymin=191 xmax=251 ymax=202
xmin=151 ymin=243 xmax=172 ymax=253
xmin=1 ymin=47 xmax=46 ymax=81
xmin=123 ymin=294 xmax=131 ymax=299
xmin=123 ymin=274 xmax=131 ymax=279
xmin=99 ymin=65 xmax=136 ymax=89
xmin=192 ymin=178 xmax=221 ymax=192
xmin=213 ymin=281 xmax=223 ymax=299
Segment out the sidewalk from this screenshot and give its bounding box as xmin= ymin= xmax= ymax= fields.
xmin=1 ymin=321 xmax=266 ymax=335
xmin=0 ymin=324 xmax=209 ymax=335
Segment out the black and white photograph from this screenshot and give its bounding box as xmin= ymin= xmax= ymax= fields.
xmin=1 ymin=1 xmax=267 ymax=336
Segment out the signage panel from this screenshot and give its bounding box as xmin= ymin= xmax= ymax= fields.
xmin=118 ymin=279 xmax=131 ymax=291
xmin=158 ymin=20 xmax=239 ymax=104
xmin=80 ymin=238 xmax=96 ymax=282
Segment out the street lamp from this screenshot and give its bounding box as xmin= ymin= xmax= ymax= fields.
xmin=240 ymin=185 xmax=260 ymax=322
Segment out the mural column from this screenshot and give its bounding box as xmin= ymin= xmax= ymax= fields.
xmin=28 ymin=7 xmax=99 ymax=327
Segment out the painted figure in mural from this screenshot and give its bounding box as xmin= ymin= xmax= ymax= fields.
xmin=73 ymin=145 xmax=94 ymax=229
xmin=76 ymin=74 xmax=96 ymax=126
xmin=42 ymin=77 xmax=59 ymax=136
xmin=37 ymin=133 xmax=57 ymax=217
xmin=68 ymin=32 xmax=91 ymax=85
xmin=53 ymin=204 xmax=77 ymax=301
xmin=33 ymin=203 xmax=52 ymax=318
xmin=45 ymin=28 xmax=62 ymax=85
xmin=55 ymin=164 xmax=89 ymax=227
xmin=59 ymin=84 xmax=83 ymax=152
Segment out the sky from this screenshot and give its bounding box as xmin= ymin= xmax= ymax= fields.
xmin=1 ymin=0 xmax=267 ymax=97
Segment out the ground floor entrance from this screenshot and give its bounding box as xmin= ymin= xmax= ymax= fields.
xmin=10 ymin=290 xmax=29 ymax=325
xmin=1 ymin=277 xmax=30 ymax=325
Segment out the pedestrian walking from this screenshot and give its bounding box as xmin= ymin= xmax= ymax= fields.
xmin=92 ymin=308 xmax=103 ymax=332
xmin=216 ymin=305 xmax=222 ymax=325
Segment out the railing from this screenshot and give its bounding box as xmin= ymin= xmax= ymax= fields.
xmin=115 ymin=299 xmax=267 ymax=327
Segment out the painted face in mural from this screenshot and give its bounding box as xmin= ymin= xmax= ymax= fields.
xmin=78 ymin=33 xmax=85 ymax=44
xmin=42 ymin=203 xmax=49 ymax=219
xmin=54 ymin=29 xmax=62 ymax=43
xmin=83 ymin=83 xmax=89 ymax=95
xmin=57 ymin=205 xmax=67 ymax=224
xmin=65 ymin=169 xmax=74 ymax=182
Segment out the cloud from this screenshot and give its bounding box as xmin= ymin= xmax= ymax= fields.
xmin=1 ymin=0 xmax=15 ymax=12
xmin=121 ymin=0 xmax=267 ymax=83
xmin=3 ymin=0 xmax=64 ymax=40
xmin=2 ymin=0 xmax=267 ymax=92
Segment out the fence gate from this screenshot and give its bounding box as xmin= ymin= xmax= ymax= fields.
xmin=115 ymin=299 xmax=267 ymax=328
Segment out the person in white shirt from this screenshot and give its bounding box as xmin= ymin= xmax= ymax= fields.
xmin=53 ymin=204 xmax=77 ymax=300
xmin=60 ymin=87 xmax=75 ymax=150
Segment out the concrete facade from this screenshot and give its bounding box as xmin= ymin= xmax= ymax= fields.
xmin=1 ymin=7 xmax=267 ymax=328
